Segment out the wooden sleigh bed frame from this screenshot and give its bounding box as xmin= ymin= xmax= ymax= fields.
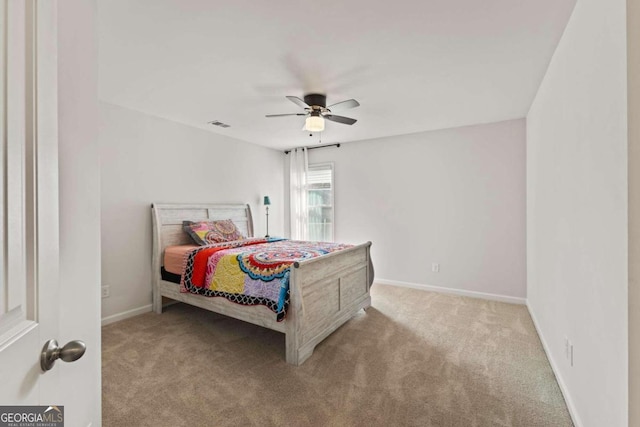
xmin=151 ymin=203 xmax=373 ymax=365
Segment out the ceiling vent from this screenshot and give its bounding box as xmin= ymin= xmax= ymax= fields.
xmin=208 ymin=120 xmax=230 ymax=128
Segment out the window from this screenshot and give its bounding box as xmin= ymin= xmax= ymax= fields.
xmin=307 ymin=163 xmax=334 ymax=242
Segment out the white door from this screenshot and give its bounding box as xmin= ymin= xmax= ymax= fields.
xmin=0 ymin=0 xmax=69 ymax=406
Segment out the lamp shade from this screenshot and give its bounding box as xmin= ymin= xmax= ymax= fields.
xmin=305 ymin=115 xmax=325 ymax=132
xmin=263 ymin=196 xmax=271 ymax=206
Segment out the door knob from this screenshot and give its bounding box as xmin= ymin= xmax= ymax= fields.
xmin=40 ymin=339 xmax=86 ymax=372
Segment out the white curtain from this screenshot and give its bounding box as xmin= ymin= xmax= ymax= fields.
xmin=289 ymin=147 xmax=309 ymax=240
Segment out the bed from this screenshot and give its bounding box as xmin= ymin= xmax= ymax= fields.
xmin=151 ymin=203 xmax=374 ymax=365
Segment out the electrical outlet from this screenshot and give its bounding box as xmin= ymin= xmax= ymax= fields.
xmin=569 ymin=342 xmax=574 ymax=367
xmin=564 ymin=337 xmax=574 ymax=366
xmin=432 ymin=263 xmax=440 ymax=273
xmin=101 ymin=286 xmax=110 ymax=298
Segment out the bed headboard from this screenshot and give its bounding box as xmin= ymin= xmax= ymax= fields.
xmin=151 ymin=203 xmax=254 ymax=268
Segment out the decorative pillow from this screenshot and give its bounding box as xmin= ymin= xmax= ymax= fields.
xmin=183 ymin=219 xmax=245 ymax=245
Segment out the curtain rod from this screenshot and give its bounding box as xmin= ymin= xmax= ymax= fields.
xmin=284 ymin=143 xmax=341 ymax=155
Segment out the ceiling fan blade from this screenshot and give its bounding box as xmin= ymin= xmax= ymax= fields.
xmin=327 ymin=99 xmax=360 ymax=111
xmin=265 ymin=113 xmax=307 ymax=117
xmin=324 ymin=114 xmax=357 ymax=125
xmin=286 ymin=96 xmax=310 ymax=109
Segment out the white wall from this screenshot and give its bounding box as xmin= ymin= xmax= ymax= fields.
xmin=306 ymin=119 xmax=526 ymax=300
xmin=628 ymin=0 xmax=640 ymax=423
xmin=526 ymin=0 xmax=628 ymax=425
xmin=99 ymin=103 xmax=285 ymax=320
xmin=58 ymin=0 xmax=101 ymax=425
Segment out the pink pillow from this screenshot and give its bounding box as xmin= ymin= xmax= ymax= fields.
xmin=183 ymin=219 xmax=245 ymax=245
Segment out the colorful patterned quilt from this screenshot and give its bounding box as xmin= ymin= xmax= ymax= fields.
xmin=180 ymin=238 xmax=353 ymax=321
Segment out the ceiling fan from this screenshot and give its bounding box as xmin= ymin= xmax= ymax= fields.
xmin=266 ymin=93 xmax=360 ymax=132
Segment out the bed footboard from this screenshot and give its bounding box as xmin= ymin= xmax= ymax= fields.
xmin=285 ymin=242 xmax=373 ymax=365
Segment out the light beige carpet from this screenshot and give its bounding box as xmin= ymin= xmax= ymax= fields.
xmin=102 ymin=284 xmax=572 ymax=427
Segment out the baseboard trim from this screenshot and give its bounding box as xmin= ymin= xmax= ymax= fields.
xmin=375 ymin=278 xmax=526 ymax=305
xmin=101 ymin=304 xmax=152 ymax=326
xmin=527 ymin=303 xmax=582 ymax=427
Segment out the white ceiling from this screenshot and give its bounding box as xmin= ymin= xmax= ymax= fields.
xmin=98 ymin=0 xmax=576 ymax=151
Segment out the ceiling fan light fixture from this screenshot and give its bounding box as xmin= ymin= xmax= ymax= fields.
xmin=267 ymin=94 xmax=358 ymax=131
xmin=305 ymin=115 xmax=325 ymax=132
